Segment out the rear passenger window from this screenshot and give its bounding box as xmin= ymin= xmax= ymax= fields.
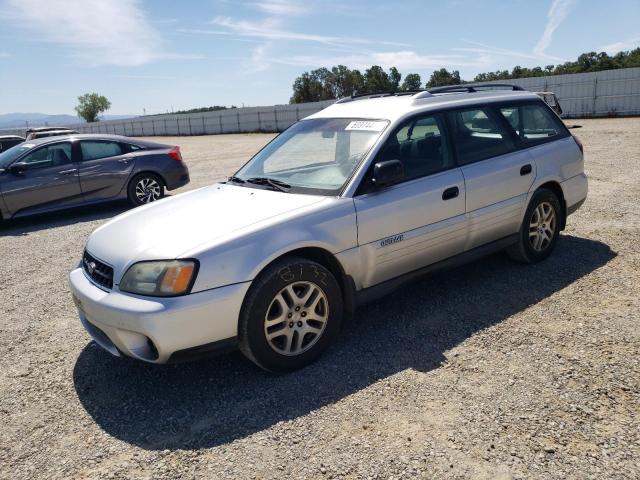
xmin=499 ymin=104 xmax=564 ymax=143
xmin=81 ymin=141 xmax=123 ymax=161
xmin=378 ymin=113 xmax=451 ymax=181
xmin=447 ymin=108 xmax=515 ymax=165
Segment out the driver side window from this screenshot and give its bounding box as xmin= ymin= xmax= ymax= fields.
xmin=378 ymin=113 xmax=451 ymax=182
xmin=20 ymin=143 xmax=72 ymax=170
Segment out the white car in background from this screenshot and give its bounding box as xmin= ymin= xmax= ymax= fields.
xmin=70 ymin=84 xmax=587 ymax=372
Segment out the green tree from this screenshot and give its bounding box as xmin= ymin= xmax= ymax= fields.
xmin=326 ymin=65 xmax=359 ymax=98
xmin=388 ymin=67 xmax=402 ymax=91
xmin=401 ymin=73 xmax=422 ymax=90
xmin=351 ymin=69 xmax=365 ymax=95
xmin=75 ymin=93 xmax=111 ymax=123
xmin=426 ymin=68 xmax=461 ymax=87
xmin=363 ymin=65 xmax=392 ymax=93
xmin=290 ymin=68 xmax=333 ymax=103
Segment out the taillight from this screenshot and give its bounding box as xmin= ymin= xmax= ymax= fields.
xmin=168 ymin=146 xmax=182 ymax=162
xmin=573 ymin=135 xmax=584 ymax=155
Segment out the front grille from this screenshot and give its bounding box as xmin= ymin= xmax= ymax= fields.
xmin=83 ymin=251 xmax=114 ymax=290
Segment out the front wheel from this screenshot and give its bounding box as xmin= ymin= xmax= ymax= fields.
xmin=127 ymin=173 xmax=165 ymax=206
xmin=507 ymin=188 xmax=563 ymax=263
xmin=239 ymin=256 xmax=343 ymax=372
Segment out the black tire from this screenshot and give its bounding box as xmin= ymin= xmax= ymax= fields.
xmin=127 ymin=172 xmax=165 ymax=206
xmin=239 ymin=256 xmax=343 ymax=372
xmin=507 ymin=188 xmax=563 ymax=263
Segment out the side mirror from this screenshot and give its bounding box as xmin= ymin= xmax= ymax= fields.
xmin=9 ymin=162 xmax=27 ymax=175
xmin=372 ymin=160 xmax=403 ymax=188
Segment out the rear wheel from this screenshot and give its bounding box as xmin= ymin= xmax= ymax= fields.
xmin=239 ymin=256 xmax=343 ymax=372
xmin=507 ymin=188 xmax=563 ymax=263
xmin=127 ymin=173 xmax=164 ymax=206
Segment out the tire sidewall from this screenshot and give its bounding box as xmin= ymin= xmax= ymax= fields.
xmin=240 ymin=258 xmax=343 ymax=372
xmin=128 ymin=173 xmax=164 ymax=206
xmin=521 ymin=189 xmax=562 ymax=262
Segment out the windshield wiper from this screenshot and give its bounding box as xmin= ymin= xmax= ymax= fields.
xmin=246 ymin=177 xmax=291 ymax=192
xmin=227 ymin=175 xmax=245 ymax=184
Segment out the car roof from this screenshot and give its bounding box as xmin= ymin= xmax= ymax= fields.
xmin=0 ymin=135 xmax=25 ymax=140
xmin=307 ymin=90 xmax=541 ymax=123
xmin=23 ymin=133 xmax=170 ymax=148
xmin=33 ymin=129 xmax=78 ymax=135
xmin=27 ymin=126 xmax=75 ymax=133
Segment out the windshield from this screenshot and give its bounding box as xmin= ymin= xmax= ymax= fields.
xmin=234 ymin=118 xmax=388 ymax=195
xmin=0 ymin=143 xmax=34 ymax=169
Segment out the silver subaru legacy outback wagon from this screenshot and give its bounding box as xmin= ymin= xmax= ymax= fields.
xmin=70 ymin=85 xmax=587 ymax=371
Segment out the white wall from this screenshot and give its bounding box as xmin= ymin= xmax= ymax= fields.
xmin=3 ymin=67 xmax=639 ymax=138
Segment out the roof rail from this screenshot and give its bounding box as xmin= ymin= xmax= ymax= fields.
xmin=335 ymin=90 xmax=425 ymax=104
xmin=427 ymin=83 xmax=524 ymax=94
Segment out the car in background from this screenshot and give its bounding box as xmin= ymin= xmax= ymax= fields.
xmin=0 ymin=134 xmax=189 ymax=221
xmin=26 ymin=127 xmax=79 ymax=140
xmin=0 ymin=135 xmax=24 ymax=152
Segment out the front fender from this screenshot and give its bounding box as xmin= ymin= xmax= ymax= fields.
xmin=187 ymin=198 xmax=357 ymax=292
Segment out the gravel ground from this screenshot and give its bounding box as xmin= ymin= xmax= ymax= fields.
xmin=0 ymin=119 xmax=638 ymax=479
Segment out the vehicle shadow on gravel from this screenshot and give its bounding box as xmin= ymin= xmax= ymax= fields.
xmin=73 ymin=234 xmax=615 ymax=451
xmin=0 ymin=202 xmax=130 ymax=236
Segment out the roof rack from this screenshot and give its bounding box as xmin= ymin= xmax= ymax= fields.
xmin=334 ymin=83 xmax=525 ymax=104
xmin=427 ymin=83 xmax=524 ymax=94
xmin=335 ymin=90 xmax=425 ymax=104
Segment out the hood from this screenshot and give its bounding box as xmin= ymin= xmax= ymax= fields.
xmin=85 ymin=183 xmax=325 ymax=274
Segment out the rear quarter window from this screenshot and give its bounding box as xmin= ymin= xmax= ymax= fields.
xmin=499 ymin=102 xmax=567 ymax=145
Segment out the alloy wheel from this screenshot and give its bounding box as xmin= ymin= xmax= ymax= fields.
xmin=528 ymin=201 xmax=556 ymax=252
xmin=135 ymin=177 xmax=161 ymax=203
xmin=263 ymin=281 xmax=329 ymax=356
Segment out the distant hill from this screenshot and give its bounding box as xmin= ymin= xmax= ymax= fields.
xmin=0 ymin=113 xmax=136 ymax=129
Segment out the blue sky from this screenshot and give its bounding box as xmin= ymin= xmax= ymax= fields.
xmin=0 ymin=0 xmax=639 ymax=115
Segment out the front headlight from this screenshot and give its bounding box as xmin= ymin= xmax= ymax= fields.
xmin=119 ymin=260 xmax=198 ymax=297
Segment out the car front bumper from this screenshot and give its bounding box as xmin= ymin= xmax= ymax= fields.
xmin=69 ymin=268 xmax=250 ymax=363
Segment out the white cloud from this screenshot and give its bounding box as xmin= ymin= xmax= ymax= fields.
xmin=3 ymin=0 xmax=187 ymax=66
xmin=245 ymin=0 xmax=309 ymax=16
xmin=457 ymin=40 xmax=564 ymax=63
xmin=250 ymin=43 xmax=272 ymax=72
xmin=254 ymin=50 xmax=490 ymax=71
xmin=600 ymin=37 xmax=640 ymax=54
xmin=209 ymin=16 xmax=410 ymax=47
xmin=534 ymin=0 xmax=576 ymax=56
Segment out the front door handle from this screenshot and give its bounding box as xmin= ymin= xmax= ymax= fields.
xmin=520 ymin=164 xmax=532 ymax=175
xmin=58 ymin=168 xmax=78 ymax=175
xmin=442 ymin=186 xmax=459 ymax=201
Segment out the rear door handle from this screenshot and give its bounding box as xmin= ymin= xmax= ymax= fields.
xmin=118 ymin=157 xmax=132 ymax=164
xmin=442 ymin=186 xmax=459 ymax=201
xmin=58 ymin=168 xmax=78 ymax=175
xmin=520 ymin=164 xmax=532 ymax=175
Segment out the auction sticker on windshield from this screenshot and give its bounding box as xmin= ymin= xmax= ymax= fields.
xmin=345 ymin=120 xmax=387 ymax=132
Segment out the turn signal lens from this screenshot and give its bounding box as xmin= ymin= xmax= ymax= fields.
xmin=120 ymin=260 xmax=198 ymax=297
xmin=159 ymin=263 xmax=195 ymax=295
